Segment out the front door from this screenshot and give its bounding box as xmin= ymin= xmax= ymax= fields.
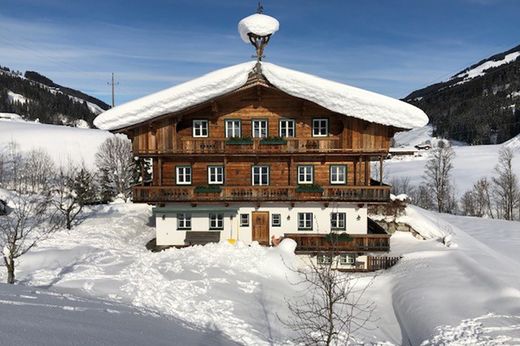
xmin=252 ymin=211 xmax=269 ymax=245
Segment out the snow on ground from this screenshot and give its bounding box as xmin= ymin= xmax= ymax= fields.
xmin=0 ymin=283 xmax=236 ymax=346
xmin=386 ymin=141 xmax=520 ymax=196
xmin=0 ymin=118 xmax=114 ymax=169
xmin=394 ymin=125 xmax=434 ymax=147
xmin=1 ymin=200 xmax=518 ymax=345
xmin=454 ymin=51 xmax=520 ymax=83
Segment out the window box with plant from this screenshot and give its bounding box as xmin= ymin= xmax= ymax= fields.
xmin=295 ymin=184 xmax=324 ymax=193
xmin=194 ymin=185 xmax=222 ymax=194
xmin=226 ymin=137 xmax=253 ymax=145
xmin=259 ymin=136 xmax=287 ymax=145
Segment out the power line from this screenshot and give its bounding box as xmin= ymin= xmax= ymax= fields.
xmin=107 ymin=73 xmax=119 ymax=108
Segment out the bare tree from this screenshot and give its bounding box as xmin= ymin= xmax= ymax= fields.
xmin=461 ymin=178 xmax=495 ymax=218
xmin=95 ymin=135 xmax=135 ymax=201
xmin=390 ymin=176 xmax=415 ymax=196
xmin=1 ymin=141 xmax=24 ymax=191
xmin=492 ymin=147 xmax=520 ymax=220
xmin=21 ymin=148 xmax=55 ymax=194
xmin=280 ymin=243 xmax=375 ymax=345
xmin=423 ymin=141 xmax=455 ymax=213
xmin=52 ymin=165 xmax=96 ymax=230
xmin=0 ymin=193 xmax=62 ymax=284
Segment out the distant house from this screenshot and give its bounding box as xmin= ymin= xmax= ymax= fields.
xmin=94 ymin=10 xmax=428 ymax=271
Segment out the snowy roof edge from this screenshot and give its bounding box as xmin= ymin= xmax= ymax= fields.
xmin=94 ymin=61 xmax=428 ymax=131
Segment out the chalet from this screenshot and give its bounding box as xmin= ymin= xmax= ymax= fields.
xmin=94 ymin=10 xmax=428 ymax=271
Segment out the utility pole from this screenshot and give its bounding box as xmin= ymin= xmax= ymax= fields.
xmin=107 ymin=73 xmax=119 ymax=108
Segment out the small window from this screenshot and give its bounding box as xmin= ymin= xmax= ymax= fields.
xmin=331 ymin=212 xmax=346 ymax=230
xmin=339 ymin=254 xmax=356 ymax=265
xmin=176 ymin=166 xmax=192 ymax=185
xmin=177 ymin=213 xmax=191 ymax=230
xmin=272 ymin=213 xmax=281 ymax=227
xmin=298 ymin=165 xmax=313 ymax=184
xmin=252 ymin=165 xmax=269 ymax=186
xmin=317 ymin=254 xmax=332 ymax=265
xmin=240 ymin=214 xmax=249 ymax=227
xmin=193 ymin=120 xmax=208 ymax=137
xmin=209 ymin=213 xmax=224 ymax=230
xmin=225 ymin=119 xmax=241 ymax=138
xmin=208 ymin=166 xmax=224 ymax=185
xmin=330 ymin=165 xmax=347 ymax=184
xmin=279 ymin=119 xmax=295 ymax=137
xmin=252 ymin=120 xmax=268 ymax=138
xmin=312 ymin=118 xmax=328 ymax=137
xmin=298 ymin=212 xmax=313 ymax=230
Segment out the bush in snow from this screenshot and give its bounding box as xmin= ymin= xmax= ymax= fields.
xmin=95 ymin=135 xmax=134 ymax=202
xmin=0 ymin=192 xmax=62 ymax=284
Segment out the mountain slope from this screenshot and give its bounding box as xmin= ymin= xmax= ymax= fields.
xmin=404 ymin=44 xmax=520 ymax=145
xmin=0 ymin=66 xmax=110 ymax=127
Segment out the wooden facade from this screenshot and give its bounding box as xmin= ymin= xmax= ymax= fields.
xmin=121 ymin=78 xmax=397 ymax=205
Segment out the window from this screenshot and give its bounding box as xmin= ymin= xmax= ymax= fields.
xmin=225 ymin=119 xmax=241 ymax=138
xmin=252 ymin=165 xmax=269 ymax=186
xmin=193 ymin=120 xmax=208 ymax=137
xmin=339 ymin=254 xmax=356 ymax=265
xmin=240 ymin=214 xmax=249 ymax=227
xmin=176 ymin=166 xmax=192 ymax=185
xmin=298 ymin=212 xmax=313 ymax=230
xmin=331 ymin=212 xmax=346 ymax=230
xmin=272 ymin=214 xmax=281 ymax=227
xmin=298 ymin=165 xmax=314 ymax=184
xmin=208 ymin=166 xmax=224 ymax=185
xmin=279 ymin=119 xmax=295 ymax=137
xmin=209 ymin=213 xmax=224 ymax=230
xmin=312 ymin=118 xmax=328 ymax=137
xmin=252 ymin=120 xmax=268 ymax=138
xmin=177 ymin=213 xmax=191 ymax=230
xmin=317 ymin=254 xmax=332 ymax=265
xmin=330 ymin=165 xmax=347 ymax=184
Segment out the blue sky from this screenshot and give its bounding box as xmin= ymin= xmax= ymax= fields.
xmin=1 ymin=0 xmax=519 ymax=105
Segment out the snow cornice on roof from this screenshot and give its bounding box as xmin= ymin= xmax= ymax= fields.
xmin=93 ymin=61 xmax=428 ymax=131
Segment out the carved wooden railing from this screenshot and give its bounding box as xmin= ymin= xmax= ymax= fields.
xmin=135 ymin=137 xmax=349 ymax=154
xmin=133 ymin=185 xmax=391 ymax=203
xmin=283 ymin=233 xmax=391 ymax=253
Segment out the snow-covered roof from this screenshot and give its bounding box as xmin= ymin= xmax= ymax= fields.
xmin=94 ymin=61 xmax=429 ymax=131
xmin=238 ymin=13 xmax=280 ymax=43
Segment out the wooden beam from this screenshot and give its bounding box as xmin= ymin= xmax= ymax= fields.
xmin=379 ymin=155 xmax=383 ymax=185
xmin=158 ymin=157 xmax=163 ymax=186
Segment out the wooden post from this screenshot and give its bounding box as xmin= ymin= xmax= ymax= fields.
xmin=357 ymin=156 xmax=362 ymax=185
xmin=172 ymin=119 xmax=177 ymax=151
xmin=158 ymin=157 xmax=163 ymax=186
xmin=364 ymin=156 xmax=369 ymax=185
xmin=379 ymin=155 xmax=383 ymax=185
xmin=140 ymin=159 xmax=144 ymax=186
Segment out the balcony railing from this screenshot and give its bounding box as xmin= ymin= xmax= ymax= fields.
xmin=134 ymin=137 xmax=377 ymax=155
xmin=133 ymin=184 xmax=391 ymax=203
xmin=283 ymin=233 xmax=391 ymax=253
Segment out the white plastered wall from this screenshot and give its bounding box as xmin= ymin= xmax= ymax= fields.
xmin=155 ymin=202 xmax=367 ymax=246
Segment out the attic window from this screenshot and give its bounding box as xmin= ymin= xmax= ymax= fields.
xmin=193 ymin=120 xmax=208 ymax=137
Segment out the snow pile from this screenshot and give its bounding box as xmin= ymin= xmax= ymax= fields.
xmin=0 ymin=119 xmax=114 ymax=169
xmin=390 ymin=193 xmax=408 ymax=202
xmin=454 ymin=51 xmax=520 ymax=83
xmin=238 ymin=13 xmax=279 ymax=43
xmin=94 ymin=61 xmax=428 ymax=131
xmin=0 ymin=112 xmax=24 ymax=121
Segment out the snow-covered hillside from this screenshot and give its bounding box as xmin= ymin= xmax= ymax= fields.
xmin=0 ymin=118 xmax=114 ymax=169
xmin=1 ymin=200 xmax=518 ymax=345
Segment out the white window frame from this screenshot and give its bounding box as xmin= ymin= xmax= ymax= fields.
xmin=209 ymin=213 xmax=224 ymax=230
xmin=252 ymin=165 xmax=269 ymax=186
xmin=176 ymin=166 xmax=192 ymax=185
xmin=208 ymin=165 xmax=224 ymax=185
xmin=297 ymin=165 xmax=314 ymax=184
xmin=330 ymin=165 xmax=347 ymax=184
xmin=298 ymin=212 xmax=313 ymax=230
xmin=240 ymin=214 xmax=249 ymax=227
xmin=177 ymin=213 xmax=191 ymax=230
xmin=340 ymin=254 xmax=356 ymax=265
xmin=312 ymin=118 xmax=329 ymax=137
xmin=192 ymin=120 xmax=208 ymax=137
xmin=272 ymin=213 xmax=281 ymax=227
xmin=331 ymin=212 xmax=346 ymax=230
xmin=252 ymin=119 xmax=268 ymax=138
xmin=225 ymin=119 xmax=241 ymax=138
xmin=317 ymin=254 xmax=332 ymax=265
xmin=279 ymin=119 xmax=295 ymax=138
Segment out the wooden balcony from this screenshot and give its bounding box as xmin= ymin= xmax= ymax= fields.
xmin=134 ymin=137 xmax=386 ymax=156
xmin=133 ymin=184 xmax=391 ymax=203
xmin=283 ymin=233 xmax=391 ymax=253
